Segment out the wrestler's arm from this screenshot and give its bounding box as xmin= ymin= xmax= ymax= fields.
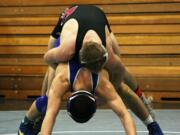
xmin=97 ymin=71 xmax=136 ymax=135
xmin=48 ymin=6 xmax=70 ymax=50
xmin=48 ymin=36 xmax=58 ymax=50
xmin=44 ymin=20 xmax=77 ymax=69
xmin=44 ymin=36 xmax=75 ymax=69
xmin=41 ymin=65 xmax=69 ymax=134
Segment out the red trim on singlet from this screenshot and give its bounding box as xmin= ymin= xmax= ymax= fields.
xmin=64 ymin=6 xmax=78 ymax=19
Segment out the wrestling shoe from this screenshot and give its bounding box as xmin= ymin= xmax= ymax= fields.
xmin=141 ymin=93 xmax=156 ymax=120
xmin=147 ymin=121 xmax=164 ymax=135
xmin=33 ymin=116 xmax=44 ymax=134
xmin=18 ymin=120 xmax=39 ymax=135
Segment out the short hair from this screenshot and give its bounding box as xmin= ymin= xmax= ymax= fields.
xmin=79 ymin=41 xmax=108 ymax=73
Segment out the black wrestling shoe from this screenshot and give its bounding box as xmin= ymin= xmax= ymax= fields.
xmin=147 ymin=121 xmax=164 ymax=135
xmin=33 ymin=116 xmax=44 ymax=134
xmin=18 ymin=120 xmax=39 ymax=135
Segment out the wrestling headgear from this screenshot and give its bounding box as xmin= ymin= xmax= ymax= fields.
xmin=67 ymin=90 xmax=96 ymax=123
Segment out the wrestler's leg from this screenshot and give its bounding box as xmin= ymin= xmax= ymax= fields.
xmin=18 ymin=96 xmax=48 ymax=135
xmin=41 ymin=70 xmax=48 ymax=96
xmin=118 ymin=82 xmax=149 ymax=122
xmin=18 ymin=70 xmax=49 ymax=135
xmin=123 ymin=68 xmax=155 ymax=119
xmin=118 ymin=83 xmax=163 ymax=135
xmin=106 ymin=56 xmax=162 ymax=133
xmin=29 ymin=67 xmax=55 ymax=129
xmin=31 ymin=67 xmax=56 ymax=132
xmin=107 ymin=61 xmax=152 ymax=122
xmin=110 ymin=33 xmax=155 ymax=118
xmin=18 ymin=67 xmax=55 ymax=135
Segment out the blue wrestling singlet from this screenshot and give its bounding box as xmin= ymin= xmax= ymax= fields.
xmin=53 ymin=37 xmax=99 ymax=94
xmin=68 ymin=56 xmax=99 ymax=94
xmin=53 ymin=37 xmax=60 ymax=48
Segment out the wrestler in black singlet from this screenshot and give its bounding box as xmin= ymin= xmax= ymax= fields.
xmin=52 ymin=5 xmax=112 ymax=93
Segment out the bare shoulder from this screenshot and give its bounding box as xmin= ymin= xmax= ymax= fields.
xmin=61 ymin=19 xmax=79 ymax=41
xmin=96 ymin=70 xmax=117 ymax=101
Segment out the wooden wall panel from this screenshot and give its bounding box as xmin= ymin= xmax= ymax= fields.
xmin=1 ymin=3 xmax=180 ymax=16
xmin=1 ymin=25 xmax=180 ymax=35
xmin=1 ymin=0 xmax=180 ymax=6
xmin=2 ymin=0 xmax=180 ymax=6
xmin=1 ymin=15 xmax=180 ymax=26
xmin=1 ymin=35 xmax=180 ymax=46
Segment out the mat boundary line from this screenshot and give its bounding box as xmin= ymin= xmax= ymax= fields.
xmin=2 ymin=130 xmax=180 ymax=135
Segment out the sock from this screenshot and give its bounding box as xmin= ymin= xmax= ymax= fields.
xmin=143 ymin=115 xmax=154 ymax=126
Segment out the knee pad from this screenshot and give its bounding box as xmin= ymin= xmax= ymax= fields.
xmin=35 ymin=95 xmax=48 ymax=116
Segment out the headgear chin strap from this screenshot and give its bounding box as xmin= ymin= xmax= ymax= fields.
xmin=67 ymin=90 xmax=96 ymax=123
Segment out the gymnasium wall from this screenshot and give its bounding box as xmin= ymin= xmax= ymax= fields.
xmin=0 ymin=0 xmax=180 ymax=103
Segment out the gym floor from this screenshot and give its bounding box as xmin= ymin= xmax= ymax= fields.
xmin=0 ymin=100 xmax=180 ymax=135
